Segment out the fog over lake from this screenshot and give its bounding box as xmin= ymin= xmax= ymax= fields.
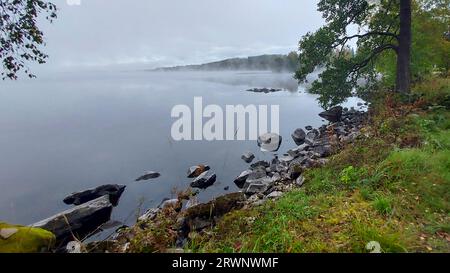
xmin=0 ymin=68 xmax=363 ymax=227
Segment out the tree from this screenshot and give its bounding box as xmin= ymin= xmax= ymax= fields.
xmin=295 ymin=0 xmax=413 ymax=108
xmin=376 ymin=0 xmax=450 ymax=84
xmin=0 ymin=0 xmax=57 ymax=80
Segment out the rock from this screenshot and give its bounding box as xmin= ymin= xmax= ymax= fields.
xmin=357 ymin=102 xmax=363 ymax=107
xmin=291 ymin=128 xmax=306 ymax=145
xmin=241 ymin=152 xmax=255 ymax=163
xmin=190 ymin=170 xmax=217 ymax=189
xmin=257 ymin=133 xmax=282 ymax=152
xmin=319 ymin=106 xmax=343 ymax=122
xmin=295 ymin=175 xmax=305 ymax=187
xmin=63 ymin=184 xmax=126 ymax=206
xmin=245 ymin=183 xmax=268 ymax=195
xmin=185 ymin=197 xmax=199 ymax=209
xmin=234 ymin=170 xmax=253 ymax=188
xmin=135 ymin=171 xmax=161 ymax=181
xmin=138 ymin=208 xmax=161 ymax=222
xmin=159 ymin=198 xmax=182 ymax=211
xmin=312 ymin=144 xmax=332 ymax=157
xmin=250 ymin=160 xmax=270 ymax=170
xmin=267 ymin=191 xmax=283 ymax=199
xmin=279 ymin=154 xmax=295 ymax=164
xmin=32 ymin=195 xmax=113 ymax=245
xmin=183 ymin=192 xmax=246 ymax=231
xmin=224 ymin=186 xmax=230 ymax=191
xmin=244 ymin=167 xmax=267 ymax=184
xmin=306 ymin=129 xmax=320 ymax=142
xmin=187 ymin=165 xmax=210 ymax=178
xmin=305 ymin=125 xmax=313 ymax=131
xmin=0 ymin=222 xmax=55 ymax=253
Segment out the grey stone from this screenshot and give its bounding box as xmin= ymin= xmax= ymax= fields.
xmin=135 ymin=171 xmax=161 ymax=181
xmin=63 ymin=184 xmax=126 ymax=206
xmin=291 ymin=128 xmax=306 ymax=145
xmin=190 ymin=170 xmax=217 ymax=189
xmin=257 ymin=133 xmax=282 ymax=152
xmin=241 ymin=152 xmax=255 ymax=163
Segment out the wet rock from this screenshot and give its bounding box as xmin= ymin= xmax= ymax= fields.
xmin=32 ymin=195 xmax=113 ymax=245
xmin=279 ymin=154 xmax=295 ymax=164
xmin=257 ymin=133 xmax=282 ymax=152
xmin=319 ymin=106 xmax=343 ymax=122
xmin=233 ymin=170 xmax=253 ymax=188
xmin=241 ymin=152 xmax=255 ymax=163
xmin=63 ymin=184 xmax=126 ymax=206
xmin=187 ymin=165 xmax=210 ymax=178
xmin=291 ymin=128 xmax=306 ymax=145
xmin=190 ymin=170 xmax=217 ymax=189
xmin=135 ymin=171 xmax=161 ymax=181
xmin=224 ymin=186 xmax=230 ymax=191
xmin=305 ymin=125 xmax=313 ymax=131
xmin=306 ymin=129 xmax=320 ymax=142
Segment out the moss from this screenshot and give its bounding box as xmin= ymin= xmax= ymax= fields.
xmin=0 ymin=222 xmax=55 ymax=253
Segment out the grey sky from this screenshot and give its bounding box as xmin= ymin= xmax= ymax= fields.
xmin=41 ymin=0 xmax=323 ymax=70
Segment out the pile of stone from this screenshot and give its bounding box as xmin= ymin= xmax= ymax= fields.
xmin=234 ymin=106 xmax=367 ymax=206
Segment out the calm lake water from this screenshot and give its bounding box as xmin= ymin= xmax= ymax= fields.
xmin=0 ymin=69 xmax=362 ymax=228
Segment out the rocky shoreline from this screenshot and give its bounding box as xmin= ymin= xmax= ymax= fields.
xmin=1 ymin=105 xmax=368 ymax=253
xmin=85 ymin=105 xmax=368 ymax=253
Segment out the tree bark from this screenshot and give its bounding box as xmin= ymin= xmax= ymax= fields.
xmin=396 ymin=0 xmax=412 ymax=93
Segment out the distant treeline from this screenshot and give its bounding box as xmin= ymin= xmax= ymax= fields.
xmin=153 ymin=52 xmax=300 ymax=72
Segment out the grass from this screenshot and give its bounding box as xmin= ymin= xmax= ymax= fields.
xmin=187 ymin=77 xmax=450 ymax=253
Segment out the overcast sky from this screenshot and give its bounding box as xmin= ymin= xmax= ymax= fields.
xmin=40 ymin=0 xmax=324 ymax=70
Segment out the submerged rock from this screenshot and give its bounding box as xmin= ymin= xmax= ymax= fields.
xmin=291 ymin=128 xmax=306 ymax=145
xmin=135 ymin=171 xmax=161 ymax=181
xmin=241 ymin=152 xmax=255 ymax=163
xmin=257 ymin=133 xmax=282 ymax=152
xmin=187 ymin=165 xmax=210 ymax=178
xmin=319 ymin=106 xmax=343 ymax=122
xmin=0 ymin=222 xmax=55 ymax=253
xmin=63 ymin=184 xmax=126 ymax=206
xmin=32 ymin=195 xmax=113 ymax=246
xmin=190 ymin=170 xmax=217 ymax=189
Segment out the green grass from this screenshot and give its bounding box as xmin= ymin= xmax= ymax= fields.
xmin=187 ymin=77 xmax=450 ymax=253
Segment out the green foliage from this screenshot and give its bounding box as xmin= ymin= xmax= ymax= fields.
xmin=295 ymin=0 xmax=401 ymax=108
xmin=0 ymin=0 xmax=57 ymax=80
xmin=372 ymin=196 xmax=393 ymax=215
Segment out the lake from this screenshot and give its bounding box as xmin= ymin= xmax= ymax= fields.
xmin=0 ymin=69 xmax=363 ymax=229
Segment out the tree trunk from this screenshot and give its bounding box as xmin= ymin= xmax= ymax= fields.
xmin=396 ymin=0 xmax=412 ymax=93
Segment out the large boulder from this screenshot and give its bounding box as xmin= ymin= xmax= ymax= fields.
xmin=257 ymin=133 xmax=282 ymax=152
xmin=0 ymin=222 xmax=55 ymax=253
xmin=187 ymin=165 xmax=210 ymax=178
xmin=291 ymin=128 xmax=306 ymax=145
xmin=63 ymin=184 xmax=126 ymax=206
xmin=32 ymin=195 xmax=113 ymax=245
xmin=319 ymin=106 xmax=343 ymax=122
xmin=190 ymin=170 xmax=217 ymax=189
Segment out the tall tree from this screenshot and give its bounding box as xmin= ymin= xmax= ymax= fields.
xmin=0 ymin=0 xmax=57 ymax=80
xmin=295 ymin=0 xmax=413 ymax=108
